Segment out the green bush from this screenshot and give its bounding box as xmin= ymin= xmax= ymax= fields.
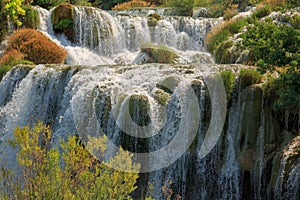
xmin=239 ymin=68 xmax=263 ymax=89
xmin=240 ymin=19 xmax=300 ymax=72
xmin=252 ymin=5 xmax=271 ymax=19
xmin=0 ymin=122 xmax=140 ymax=199
xmin=273 ymin=67 xmax=300 ymax=111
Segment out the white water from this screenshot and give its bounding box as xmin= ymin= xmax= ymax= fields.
xmin=36 ymin=6 xmax=220 ymax=66
xmin=1 ymin=6 xmax=299 ymax=200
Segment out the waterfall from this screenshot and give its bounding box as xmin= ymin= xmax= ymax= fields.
xmin=1 ymin=5 xmax=299 ymax=200
xmin=35 ymin=6 xmax=220 ymax=66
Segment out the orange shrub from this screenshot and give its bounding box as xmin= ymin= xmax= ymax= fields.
xmin=112 ymin=0 xmax=151 ymax=10
xmin=0 ymin=50 xmax=24 ymax=66
xmin=6 ymin=29 xmax=67 ymax=64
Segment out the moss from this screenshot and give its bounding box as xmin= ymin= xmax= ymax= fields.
xmin=52 ymin=4 xmax=75 ymax=42
xmin=154 ymin=89 xmax=170 ymax=106
xmin=128 ymin=94 xmax=151 ymax=127
xmin=220 ymin=70 xmax=236 ymax=102
xmin=141 ymin=43 xmax=178 ymax=64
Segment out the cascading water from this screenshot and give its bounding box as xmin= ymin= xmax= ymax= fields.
xmin=35 ymin=6 xmax=220 ymax=66
xmin=1 ymin=5 xmax=299 ymax=200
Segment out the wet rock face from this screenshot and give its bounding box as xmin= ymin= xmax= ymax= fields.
xmin=52 ymin=4 xmax=75 ymax=42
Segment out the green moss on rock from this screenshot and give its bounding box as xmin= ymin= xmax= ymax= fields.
xmin=154 ymin=89 xmax=170 ymax=106
xmin=52 ymin=4 xmax=75 ymax=42
xmin=141 ymin=43 xmax=178 ymax=64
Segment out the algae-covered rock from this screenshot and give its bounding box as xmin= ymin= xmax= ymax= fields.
xmin=52 ymin=4 xmax=75 ymax=42
xmin=140 ymin=43 xmax=178 ymax=64
xmin=147 ymin=13 xmax=161 ymax=27
xmin=154 ymin=89 xmax=170 ymax=106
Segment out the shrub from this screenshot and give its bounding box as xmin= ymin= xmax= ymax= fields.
xmin=240 ymin=20 xmax=300 ymax=72
xmin=112 ymin=0 xmax=150 ymax=10
xmin=0 ymin=49 xmax=24 ymax=66
xmin=273 ymin=67 xmax=300 ymax=111
xmin=0 ymin=50 xmax=33 ymax=81
xmin=0 ymin=122 xmax=140 ymax=199
xmin=252 ymin=4 xmax=271 ymax=19
xmin=239 ymin=68 xmax=263 ymax=89
xmin=141 ymin=43 xmax=178 ymax=64
xmin=6 ymin=29 xmax=67 ymax=64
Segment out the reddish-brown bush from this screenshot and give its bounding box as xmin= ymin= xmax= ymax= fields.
xmin=6 ymin=29 xmax=67 ymax=64
xmin=0 ymin=50 xmax=24 ymax=66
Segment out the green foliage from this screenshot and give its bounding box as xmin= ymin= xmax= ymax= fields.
xmin=273 ymin=67 xmax=300 ymax=111
xmin=53 ymin=18 xmax=74 ymax=30
xmin=2 ymin=0 xmax=26 ymax=26
xmin=206 ymin=18 xmax=248 ymax=54
xmin=21 ymin=5 xmax=40 ymax=29
xmin=239 ymin=68 xmax=263 ymax=89
xmin=251 ymin=5 xmax=271 ymax=19
xmin=0 ymin=122 xmax=140 ymax=199
xmin=167 ymin=0 xmax=194 ymax=16
xmin=220 ymin=70 xmax=236 ymax=102
xmin=241 ymin=19 xmax=300 ymax=72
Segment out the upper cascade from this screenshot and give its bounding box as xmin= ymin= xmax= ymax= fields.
xmin=36 ymin=6 xmax=222 ymax=66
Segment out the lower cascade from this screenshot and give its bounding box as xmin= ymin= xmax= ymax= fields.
xmin=0 ymin=4 xmax=299 ymax=200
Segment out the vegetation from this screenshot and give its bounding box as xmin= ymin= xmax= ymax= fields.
xmin=241 ymin=18 xmax=300 ymax=73
xmin=112 ymin=0 xmax=150 ymax=10
xmin=0 ymin=122 xmax=140 ymax=199
xmin=220 ymin=70 xmax=236 ymax=102
xmin=141 ymin=43 xmax=178 ymax=64
xmin=239 ymin=68 xmax=263 ymax=89
xmin=5 ymin=29 xmax=67 ymax=64
xmin=22 ymin=5 xmax=40 ymax=29
xmin=0 ymin=49 xmax=33 ymax=81
xmin=166 ymin=0 xmax=194 ymax=16
xmin=272 ymin=67 xmax=300 ymax=111
xmin=2 ymin=0 xmax=26 ymax=27
xmin=205 ymin=18 xmax=248 ymax=54
xmin=52 ymin=3 xmax=75 ymax=41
